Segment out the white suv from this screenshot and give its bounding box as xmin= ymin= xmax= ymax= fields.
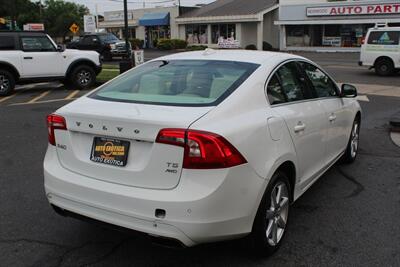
xmin=359 ymin=26 xmax=400 ymax=76
xmin=0 ymin=31 xmax=102 ymax=96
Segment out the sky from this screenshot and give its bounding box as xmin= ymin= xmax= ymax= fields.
xmin=64 ymin=0 xmax=215 ymax=14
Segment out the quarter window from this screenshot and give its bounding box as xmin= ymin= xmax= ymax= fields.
xmin=267 ymin=74 xmax=286 ymax=105
xmin=300 ymin=62 xmax=338 ymax=98
xmin=21 ymin=36 xmax=55 ymax=52
xmin=0 ymin=36 xmax=15 ymax=50
xmin=276 ymin=62 xmax=306 ymax=102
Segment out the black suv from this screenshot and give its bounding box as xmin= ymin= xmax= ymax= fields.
xmin=67 ymin=33 xmax=130 ymax=61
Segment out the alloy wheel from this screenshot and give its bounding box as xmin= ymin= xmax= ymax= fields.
xmin=380 ymin=64 xmax=388 ymax=73
xmin=0 ymin=74 xmax=10 ymax=93
xmin=350 ymin=121 xmax=360 ymax=158
xmin=265 ymin=181 xmax=289 ymax=246
xmin=77 ymin=70 xmax=92 ymax=86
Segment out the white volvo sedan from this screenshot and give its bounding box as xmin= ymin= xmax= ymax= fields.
xmin=44 ymin=50 xmax=361 ymax=254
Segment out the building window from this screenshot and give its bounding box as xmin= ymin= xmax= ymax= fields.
xmin=322 ymin=24 xmax=373 ymax=48
xmin=185 ymin=24 xmax=208 ymax=44
xmin=286 ymin=25 xmax=315 ymax=47
xmin=211 ymin=24 xmax=236 ymax=44
xmin=286 ymin=24 xmax=374 ymax=48
xmin=122 ymin=28 xmax=136 ymax=39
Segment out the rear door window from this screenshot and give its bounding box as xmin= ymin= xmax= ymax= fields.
xmin=91 ymin=60 xmax=259 ymax=106
xmin=267 ymin=74 xmax=287 ymax=105
xmin=0 ymin=36 xmax=15 ymax=50
xmin=299 ymin=62 xmax=338 ymax=98
xmin=367 ymin=31 xmax=400 ymax=45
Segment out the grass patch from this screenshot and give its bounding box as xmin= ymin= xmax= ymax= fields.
xmin=97 ymin=68 xmax=120 ymax=82
xmin=102 ymin=64 xmax=119 ymax=70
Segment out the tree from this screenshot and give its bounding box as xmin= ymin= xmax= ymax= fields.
xmin=0 ymin=0 xmax=88 ymax=38
xmin=0 ymin=0 xmax=42 ymax=30
xmin=43 ymin=0 xmax=89 ymax=39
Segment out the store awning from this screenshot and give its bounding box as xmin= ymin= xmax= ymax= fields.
xmin=139 ymin=12 xmax=170 ymax=26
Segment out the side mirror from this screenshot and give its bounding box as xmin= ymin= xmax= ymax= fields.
xmin=57 ymin=44 xmax=65 ymax=52
xmin=341 ymin=84 xmax=357 ymax=98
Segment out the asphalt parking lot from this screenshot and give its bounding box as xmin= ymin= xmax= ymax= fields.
xmin=0 ymin=52 xmax=399 ymax=267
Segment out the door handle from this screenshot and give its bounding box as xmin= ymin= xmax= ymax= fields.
xmin=329 ymin=114 xmax=337 ymax=122
xmin=23 ymin=57 xmax=33 ymax=60
xmin=294 ymin=122 xmax=306 ymax=133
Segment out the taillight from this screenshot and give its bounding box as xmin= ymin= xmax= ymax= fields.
xmin=361 ymin=37 xmax=365 ymax=45
xmin=156 ymin=129 xmax=247 ymax=169
xmin=46 ymin=114 xmax=67 ymax=146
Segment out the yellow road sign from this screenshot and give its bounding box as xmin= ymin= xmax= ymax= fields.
xmin=69 ymin=23 xmax=79 ymax=34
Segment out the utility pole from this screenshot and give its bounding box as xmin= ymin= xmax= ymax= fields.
xmin=123 ymin=0 xmax=130 ymax=59
xmin=95 ymin=3 xmax=99 ymax=32
xmin=119 ymin=0 xmax=133 ymax=73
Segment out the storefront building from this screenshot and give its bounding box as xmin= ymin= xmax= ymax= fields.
xmin=175 ymin=0 xmax=280 ymax=50
xmin=99 ymin=6 xmax=182 ymax=48
xmin=276 ymin=0 xmax=400 ymax=52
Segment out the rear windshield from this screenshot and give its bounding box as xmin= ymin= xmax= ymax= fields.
xmin=367 ymin=31 xmax=400 ymax=45
xmin=91 ymin=60 xmax=259 ymax=106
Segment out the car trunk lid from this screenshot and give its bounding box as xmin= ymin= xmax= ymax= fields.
xmin=54 ymin=96 xmax=212 ymax=189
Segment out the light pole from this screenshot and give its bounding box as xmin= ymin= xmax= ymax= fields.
xmin=119 ymin=0 xmax=133 ymax=73
xmin=123 ymin=0 xmax=131 ymax=59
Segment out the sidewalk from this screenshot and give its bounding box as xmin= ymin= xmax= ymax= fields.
xmin=353 ymin=83 xmax=400 ymax=98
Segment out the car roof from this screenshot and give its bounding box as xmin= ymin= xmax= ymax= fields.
xmin=156 ymin=49 xmax=305 ymax=65
xmin=0 ymin=31 xmax=46 ymax=36
xmin=369 ymin=27 xmax=400 ymax=31
xmin=83 ymin=33 xmax=112 ymax=36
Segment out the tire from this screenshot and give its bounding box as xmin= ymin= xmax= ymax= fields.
xmin=0 ymin=69 xmax=16 ymax=96
xmin=69 ymin=65 xmax=96 ymax=90
xmin=248 ymin=172 xmax=291 ymax=256
xmin=375 ymin=58 xmax=394 ymax=76
xmin=341 ymin=118 xmax=360 ymax=164
xmin=59 ymin=79 xmax=71 ymax=88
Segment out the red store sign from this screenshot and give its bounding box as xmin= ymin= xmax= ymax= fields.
xmin=307 ymin=3 xmax=400 ymax=17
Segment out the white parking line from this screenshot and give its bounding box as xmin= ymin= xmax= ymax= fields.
xmin=65 ymin=90 xmax=80 ymax=100
xmin=27 ymin=90 xmax=51 ymax=104
xmin=9 ymin=98 xmax=77 ymax=106
xmin=0 ymin=92 xmax=19 ymax=103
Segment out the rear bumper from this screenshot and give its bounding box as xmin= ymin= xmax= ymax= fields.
xmin=43 ymin=146 xmax=265 ymax=246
